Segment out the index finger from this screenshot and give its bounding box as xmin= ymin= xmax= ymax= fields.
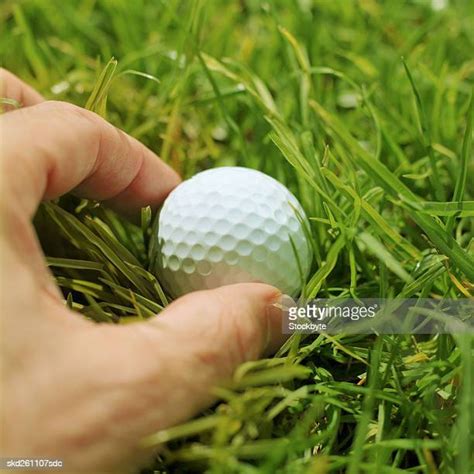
xmin=0 ymin=100 xmax=181 ymax=218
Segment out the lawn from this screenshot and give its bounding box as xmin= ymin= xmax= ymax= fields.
xmin=1 ymin=0 xmax=473 ymax=472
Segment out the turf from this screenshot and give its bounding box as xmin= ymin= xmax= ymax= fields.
xmin=1 ymin=0 xmax=473 ymax=472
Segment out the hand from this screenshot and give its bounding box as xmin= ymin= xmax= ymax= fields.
xmin=0 ymin=69 xmax=285 ymax=473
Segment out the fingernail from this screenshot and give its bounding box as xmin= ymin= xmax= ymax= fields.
xmin=269 ymin=293 xmax=295 ymax=313
xmin=265 ymin=293 xmax=295 ymax=355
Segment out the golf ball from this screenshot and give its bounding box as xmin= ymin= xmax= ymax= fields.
xmin=154 ymin=167 xmax=312 ymax=297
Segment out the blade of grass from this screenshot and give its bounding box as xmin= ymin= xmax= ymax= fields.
xmin=402 ymin=59 xmax=444 ymax=201
xmin=446 ymin=90 xmax=473 ymax=233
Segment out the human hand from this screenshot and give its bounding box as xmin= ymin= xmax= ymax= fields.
xmin=0 ymin=69 xmax=286 ymax=473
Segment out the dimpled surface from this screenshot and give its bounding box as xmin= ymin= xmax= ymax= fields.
xmin=155 ymin=167 xmax=312 ymax=297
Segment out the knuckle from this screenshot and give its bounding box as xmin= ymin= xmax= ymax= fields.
xmin=39 ymin=100 xmax=103 ymax=150
xmin=0 ymin=67 xmax=15 ymax=82
xmin=40 ymin=100 xmax=89 ymax=120
xmin=38 ymin=101 xmax=103 ymax=133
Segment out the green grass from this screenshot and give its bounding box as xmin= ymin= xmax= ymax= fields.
xmin=2 ymin=0 xmax=474 ymax=472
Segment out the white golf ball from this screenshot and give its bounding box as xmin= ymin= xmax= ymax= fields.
xmin=154 ymin=167 xmax=312 ymax=297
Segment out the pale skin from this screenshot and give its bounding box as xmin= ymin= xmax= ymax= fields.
xmin=0 ymin=69 xmax=287 ymax=473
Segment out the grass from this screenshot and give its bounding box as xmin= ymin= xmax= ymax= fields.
xmin=1 ymin=0 xmax=474 ymax=472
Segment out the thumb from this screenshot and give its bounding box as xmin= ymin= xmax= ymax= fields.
xmin=157 ymin=282 xmax=287 ymax=362
xmin=131 ymin=283 xmax=288 ymax=431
